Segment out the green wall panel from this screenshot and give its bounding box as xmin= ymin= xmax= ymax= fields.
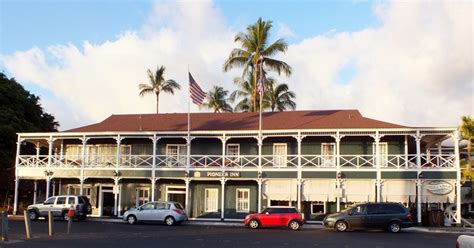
xmin=342 ymin=171 xmax=376 ymax=179
xmin=422 ymin=171 xmax=457 ymax=179
xmin=382 ymin=171 xmax=417 ymax=179
xmin=302 ymin=171 xmax=337 ymax=178
xmin=262 ymin=171 xmax=297 ymax=178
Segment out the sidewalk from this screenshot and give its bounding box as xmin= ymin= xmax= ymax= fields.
xmin=7 ymin=215 xmax=474 ymax=233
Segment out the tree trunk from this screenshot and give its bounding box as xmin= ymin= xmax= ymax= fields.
xmin=252 ymin=65 xmax=257 ymax=112
xmin=156 ymin=92 xmax=160 ymax=114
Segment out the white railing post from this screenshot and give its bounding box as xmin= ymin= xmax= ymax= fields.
xmin=114 ymin=134 xmax=122 ymax=216
xmin=46 ymin=136 xmax=54 ymax=198
xmin=257 ymin=136 xmax=263 ymax=170
xmin=453 ymin=130 xmax=461 ymax=225
xmin=372 ymin=132 xmax=382 ymax=202
xmin=295 ymin=133 xmax=303 ymax=212
xmin=185 ymin=177 xmax=190 ymax=216
xmin=334 ymin=132 xmax=342 ymax=212
xmin=186 ymin=137 xmax=193 ymax=171
xmin=80 ymin=136 xmax=88 ymax=194
xmin=404 ymin=135 xmax=409 ymax=168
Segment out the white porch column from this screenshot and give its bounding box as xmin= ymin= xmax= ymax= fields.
xmin=373 ymin=132 xmax=382 ymax=202
xmin=114 ymin=134 xmax=122 ymax=216
xmin=404 ymin=135 xmax=409 ymax=168
xmin=58 ymin=179 xmax=62 ymax=195
xmin=60 ymin=141 xmax=64 ymax=161
xmin=185 ymin=178 xmax=190 ymax=216
xmin=295 ymin=134 xmax=303 ymax=211
xmin=334 ymin=133 xmax=342 ymax=212
xmin=13 ymin=137 xmax=22 ymax=215
xmin=454 ymin=130 xmax=462 ymax=225
xmin=257 ymin=178 xmax=262 ymax=212
xmin=80 ymin=136 xmax=88 ymax=194
xmin=150 ymin=135 xmax=158 ymax=202
xmin=52 ymin=180 xmax=56 ymax=196
xmin=46 ymin=136 xmax=54 ymax=198
xmin=437 ymin=142 xmax=442 ymax=155
xmin=35 ymin=142 xmax=40 ymax=160
xmin=415 ymin=131 xmax=423 ymax=225
xmin=257 ymin=136 xmax=263 ymax=169
xmin=113 ymin=177 xmax=119 ymax=216
xmin=33 ymin=180 xmax=37 ymax=204
xmin=186 ymin=137 xmax=192 ymax=171
xmin=220 ymin=134 xmax=228 ymax=168
xmin=220 ymin=178 xmax=226 ymax=220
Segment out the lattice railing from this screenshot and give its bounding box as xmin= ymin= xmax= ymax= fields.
xmin=301 ymin=155 xmax=336 ymax=168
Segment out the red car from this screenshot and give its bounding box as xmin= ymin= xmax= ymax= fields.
xmin=244 ymin=207 xmax=303 ymax=230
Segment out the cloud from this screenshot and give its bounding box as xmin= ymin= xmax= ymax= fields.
xmin=1 ymin=0 xmax=472 ymax=130
xmin=276 ymin=22 xmax=297 ymax=39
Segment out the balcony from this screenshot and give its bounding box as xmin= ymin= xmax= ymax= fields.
xmin=17 ymin=154 xmax=456 ymax=170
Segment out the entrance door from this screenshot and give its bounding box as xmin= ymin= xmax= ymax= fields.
xmin=100 ymin=186 xmax=115 ymax=216
xmin=166 ymin=186 xmax=186 ymax=207
xmin=273 ymin=143 xmax=287 ymax=167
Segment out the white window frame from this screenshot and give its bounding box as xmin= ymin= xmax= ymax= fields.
xmin=226 ymin=144 xmax=240 ymax=163
xmin=273 ymin=143 xmax=287 ymax=167
xmin=372 ymin=142 xmax=389 ymax=167
xmin=236 ymin=188 xmax=250 ymax=213
xmin=165 ymin=185 xmax=186 ymax=201
xmin=310 ymin=202 xmax=327 ymax=214
xmin=321 ymin=143 xmax=336 ymax=167
xmin=204 ymin=188 xmax=219 ymax=212
xmin=68 ymin=185 xmax=92 ymax=200
xmin=166 ymin=144 xmax=187 ymax=166
xmin=136 ymin=187 xmax=150 ymax=207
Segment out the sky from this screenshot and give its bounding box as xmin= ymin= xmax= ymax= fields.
xmin=0 ymin=0 xmax=472 ymax=130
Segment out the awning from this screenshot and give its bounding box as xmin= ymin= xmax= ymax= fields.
xmin=263 ymin=180 xmax=297 ymax=201
xmin=341 ymin=180 xmax=375 ymax=202
xmin=381 ymin=180 xmax=416 ymax=203
xmin=421 ymin=180 xmax=456 ymax=203
xmin=302 ymin=180 xmax=337 ymax=202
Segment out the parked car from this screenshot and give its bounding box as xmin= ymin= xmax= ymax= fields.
xmin=457 ymin=235 xmax=474 ymax=248
xmin=27 ymin=195 xmax=92 ymax=221
xmin=123 ymin=201 xmax=187 ymax=226
xmin=244 ymin=207 xmax=303 ymax=230
xmin=323 ymin=202 xmax=413 ymax=233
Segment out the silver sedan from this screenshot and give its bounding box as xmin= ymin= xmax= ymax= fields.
xmin=123 ymin=201 xmax=188 ymax=226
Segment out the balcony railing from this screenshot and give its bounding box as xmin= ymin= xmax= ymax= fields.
xmin=17 ymin=154 xmax=456 ymax=169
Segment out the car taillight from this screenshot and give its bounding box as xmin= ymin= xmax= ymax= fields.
xmin=173 ymin=209 xmax=185 ymax=215
xmin=406 ymin=213 xmax=413 ymax=222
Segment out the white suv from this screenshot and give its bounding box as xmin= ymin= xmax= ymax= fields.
xmin=27 ymin=195 xmax=92 ymax=221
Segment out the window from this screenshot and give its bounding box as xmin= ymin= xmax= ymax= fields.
xmin=141 ymin=202 xmax=155 ymax=210
xmin=157 ymin=203 xmax=170 ymax=210
xmin=351 ymin=204 xmax=367 ymax=215
xmin=68 ymin=197 xmax=75 ymax=205
xmin=166 ymin=145 xmax=187 ymax=166
xmin=226 ymin=144 xmax=240 ymax=164
xmin=311 ymin=202 xmax=325 ymax=214
xmin=44 ymin=197 xmax=56 ymax=205
xmin=372 ymin=142 xmax=388 ymax=166
xmin=136 ymin=188 xmax=150 ymax=207
xmin=236 ymin=188 xmax=250 ymax=213
xmin=321 ymin=143 xmax=336 ymax=167
xmin=204 ymin=188 xmax=219 ymax=212
xmin=273 ymin=143 xmax=287 ymax=167
xmin=56 ymin=197 xmax=67 ymax=205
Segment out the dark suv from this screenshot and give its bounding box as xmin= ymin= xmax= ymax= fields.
xmin=323 ymin=202 xmax=413 ymax=233
xmin=27 ymin=195 xmax=92 ymax=221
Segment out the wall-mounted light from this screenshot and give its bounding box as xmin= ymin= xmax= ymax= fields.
xmin=184 ymin=171 xmax=189 ymax=178
xmin=112 ymin=171 xmax=121 ymax=177
xmin=337 ymin=172 xmax=344 ymax=179
xmin=257 ymin=171 xmax=262 ymax=179
xmin=44 ymin=170 xmax=53 ymax=177
xmin=418 ymin=172 xmax=423 ymax=179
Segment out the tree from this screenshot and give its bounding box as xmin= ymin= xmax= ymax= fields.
xmin=202 ymin=86 xmax=233 ymax=113
xmin=0 ymin=73 xmax=59 ymax=208
xmin=223 ymin=18 xmax=292 ymax=112
xmin=263 ymin=78 xmax=296 ymax=112
xmin=138 ymin=66 xmax=180 ymax=113
xmin=230 ymin=74 xmax=254 ymax=112
xmin=460 ymin=115 xmax=474 ymax=171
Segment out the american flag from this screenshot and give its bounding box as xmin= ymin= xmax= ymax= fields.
xmin=189 ymin=72 xmax=206 ymax=105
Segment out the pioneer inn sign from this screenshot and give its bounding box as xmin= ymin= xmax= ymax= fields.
xmin=12 ymin=110 xmax=461 ymax=224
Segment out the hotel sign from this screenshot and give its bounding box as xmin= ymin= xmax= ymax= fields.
xmin=206 ymin=171 xmax=241 ymax=178
xmin=426 ymin=181 xmax=453 ymax=195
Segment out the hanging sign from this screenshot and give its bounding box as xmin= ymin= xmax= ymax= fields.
xmin=426 ymin=181 xmax=453 ymax=195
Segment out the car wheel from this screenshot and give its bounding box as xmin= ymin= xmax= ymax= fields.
xmin=165 ymin=216 xmax=175 ymax=226
xmin=28 ymin=210 xmax=38 ymax=221
xmin=388 ymin=221 xmax=401 ymax=233
xmin=288 ymin=220 xmax=300 ymax=231
xmin=127 ymin=215 xmax=137 ymax=225
xmin=335 ymin=221 xmax=348 ymax=232
xmin=248 ymin=219 xmax=259 ymax=229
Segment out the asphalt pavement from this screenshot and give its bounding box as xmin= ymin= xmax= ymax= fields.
xmin=0 ymin=219 xmax=463 ymax=248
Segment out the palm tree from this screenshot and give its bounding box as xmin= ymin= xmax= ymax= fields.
xmin=223 ymin=18 xmax=292 ymax=112
xmin=460 ymin=115 xmax=474 ymax=171
xmin=202 ymin=86 xmax=233 ymax=113
xmin=230 ymin=73 xmax=255 ymax=112
xmin=138 ymin=65 xmax=181 ymax=113
xmin=263 ymin=78 xmax=296 ymax=112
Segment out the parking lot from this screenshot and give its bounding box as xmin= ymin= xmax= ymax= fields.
xmin=0 ymin=219 xmax=461 ymax=248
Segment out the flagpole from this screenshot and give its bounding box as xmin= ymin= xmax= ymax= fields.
xmin=187 ymin=66 xmax=191 ymax=174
